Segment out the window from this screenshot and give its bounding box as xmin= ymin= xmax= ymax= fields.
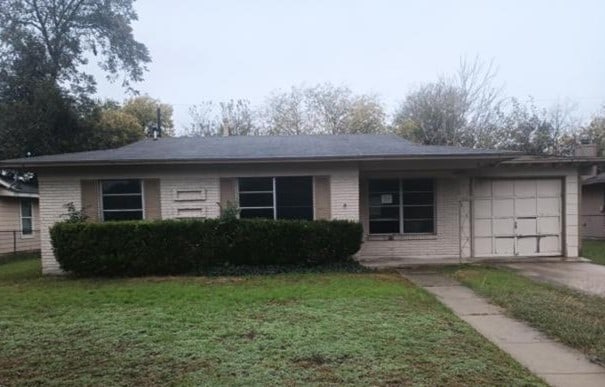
xmin=238 ymin=176 xmax=313 ymax=220
xmin=20 ymin=199 xmax=33 ymax=236
xmin=101 ymin=180 xmax=143 ymax=221
xmin=368 ymin=179 xmax=434 ymax=234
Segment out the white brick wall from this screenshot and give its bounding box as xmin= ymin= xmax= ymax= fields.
xmin=160 ymin=177 xmax=221 ymax=219
xmin=39 ymin=177 xmax=80 ymax=274
xmin=565 ymin=173 xmax=579 ymax=257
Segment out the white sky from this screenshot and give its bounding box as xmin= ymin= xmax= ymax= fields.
xmin=90 ymin=0 xmax=605 ymax=132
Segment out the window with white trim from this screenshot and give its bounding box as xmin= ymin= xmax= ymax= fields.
xmin=238 ymin=176 xmax=313 ymax=220
xmin=369 ymin=179 xmax=434 ymax=234
xmin=20 ymin=199 xmax=33 ymax=236
xmin=101 ymin=180 xmax=143 ymax=221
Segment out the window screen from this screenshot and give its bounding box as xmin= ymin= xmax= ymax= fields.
xmin=101 ymin=180 xmax=143 ymax=221
xmin=368 ymin=179 xmax=434 ymax=234
xmin=238 ymin=176 xmax=313 ymax=220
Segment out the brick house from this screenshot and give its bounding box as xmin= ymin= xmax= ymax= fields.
xmin=0 ymin=134 xmax=598 ymax=274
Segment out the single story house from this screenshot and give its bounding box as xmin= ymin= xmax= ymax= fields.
xmin=0 ymin=134 xmax=599 ymax=274
xmin=0 ymin=174 xmax=40 ymax=255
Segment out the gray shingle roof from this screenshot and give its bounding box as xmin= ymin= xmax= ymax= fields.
xmin=0 ymin=134 xmax=518 ymax=167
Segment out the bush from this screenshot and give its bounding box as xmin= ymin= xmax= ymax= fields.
xmin=50 ymin=218 xmax=363 ymax=277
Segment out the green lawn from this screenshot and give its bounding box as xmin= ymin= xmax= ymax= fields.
xmin=452 ymin=266 xmax=605 ymax=365
xmin=0 ymin=259 xmax=543 ymax=386
xmin=582 ymin=239 xmax=605 ymax=265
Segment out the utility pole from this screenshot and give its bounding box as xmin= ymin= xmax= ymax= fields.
xmin=156 ymin=106 xmax=162 ymax=138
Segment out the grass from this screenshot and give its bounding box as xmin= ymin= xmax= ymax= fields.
xmin=0 ymin=259 xmax=543 ymax=386
xmin=582 ymin=239 xmax=605 ymax=265
xmin=451 ymin=266 xmax=605 ymax=365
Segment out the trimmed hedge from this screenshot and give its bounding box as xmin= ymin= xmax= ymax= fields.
xmin=50 ymin=218 xmax=363 ymax=277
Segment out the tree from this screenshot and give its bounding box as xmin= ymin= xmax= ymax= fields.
xmin=345 ymin=95 xmax=386 ymax=134
xmin=260 ymin=83 xmax=386 ymax=135
xmin=261 ymin=86 xmax=314 ymax=135
xmin=577 ymin=107 xmax=605 ymax=156
xmin=219 ymin=99 xmax=258 ymax=136
xmin=0 ymin=0 xmax=151 ymax=94
xmin=497 ymin=98 xmax=579 ymax=155
xmin=392 ymin=57 xmax=503 ymax=148
xmin=122 ymin=96 xmax=175 ymax=136
xmin=186 ymin=99 xmax=258 ymax=137
xmin=82 ymin=108 xmax=144 ymax=150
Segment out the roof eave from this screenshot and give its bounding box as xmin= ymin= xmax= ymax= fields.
xmin=0 ymin=153 xmax=519 ymax=168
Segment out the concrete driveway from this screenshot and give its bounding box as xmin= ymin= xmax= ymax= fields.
xmin=502 ymin=261 xmax=605 ymax=297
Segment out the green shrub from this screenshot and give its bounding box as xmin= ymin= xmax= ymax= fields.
xmin=50 ymin=219 xmax=363 ymax=277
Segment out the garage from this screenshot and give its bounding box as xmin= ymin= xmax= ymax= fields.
xmin=472 ymin=178 xmax=562 ymax=257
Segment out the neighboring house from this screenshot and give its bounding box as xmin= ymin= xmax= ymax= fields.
xmin=570 ymin=141 xmax=605 ymax=240
xmin=581 ymin=173 xmax=605 ymax=239
xmin=0 ymin=134 xmax=599 ymax=274
xmin=0 ymin=175 xmax=40 ymax=255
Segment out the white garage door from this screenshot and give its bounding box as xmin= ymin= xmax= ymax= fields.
xmin=472 ymin=179 xmax=562 ymax=257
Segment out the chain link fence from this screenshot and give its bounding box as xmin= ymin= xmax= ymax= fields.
xmin=0 ymin=230 xmax=41 ymax=259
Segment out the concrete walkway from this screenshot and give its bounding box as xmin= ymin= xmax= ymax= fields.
xmin=502 ymin=261 xmax=605 ymax=297
xmin=400 ymin=270 xmax=605 ymax=387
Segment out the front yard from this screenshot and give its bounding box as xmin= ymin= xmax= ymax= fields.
xmin=0 ymin=258 xmax=542 ymax=385
xmin=452 ymin=266 xmax=605 ymax=366
xmin=582 ymin=239 xmax=605 ymax=265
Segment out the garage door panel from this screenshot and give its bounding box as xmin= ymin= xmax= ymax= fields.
xmin=517 ymin=218 xmax=537 ymax=235
xmin=539 ymin=236 xmax=560 ymax=253
xmin=473 ymin=219 xmax=492 ymax=237
xmin=537 ymin=217 xmax=560 ymax=235
xmin=514 ymin=180 xmax=537 ymax=197
xmin=493 ymin=199 xmax=513 ymax=217
xmin=473 ymin=199 xmax=492 ymax=219
xmin=495 ymin=237 xmax=514 ymax=255
xmin=515 ymin=198 xmax=537 ymax=217
xmin=493 ymin=180 xmax=514 ymax=196
xmin=493 ymin=218 xmax=514 ymax=235
xmin=538 ymin=197 xmax=559 ymax=216
xmin=537 ymin=180 xmax=561 ymax=196
xmin=518 ymin=237 xmax=538 ymax=255
xmin=474 ymin=237 xmax=493 ymax=255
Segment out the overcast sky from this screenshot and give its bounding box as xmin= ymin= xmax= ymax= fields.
xmin=91 ymin=0 xmax=605 ymax=132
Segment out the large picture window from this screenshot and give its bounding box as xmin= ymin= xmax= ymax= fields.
xmin=369 ymin=179 xmax=434 ymax=234
xmin=238 ymin=176 xmax=313 ymax=220
xmin=20 ymin=199 xmax=33 ymax=236
xmin=101 ymin=180 xmax=143 ymax=221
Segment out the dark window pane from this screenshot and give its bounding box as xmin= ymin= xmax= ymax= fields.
xmin=102 ymin=195 xmax=142 ymax=210
xmin=102 ymin=180 xmax=141 ymax=195
xmin=369 ymin=193 xmax=400 ymax=206
xmin=275 ymin=176 xmax=312 ymax=206
xmin=403 ymin=192 xmax=434 ymax=205
xmin=402 ymin=179 xmax=433 ymax=192
xmin=21 ymin=200 xmax=32 ymax=217
xmin=403 ymin=206 xmax=434 ymax=219
xmin=22 ymin=218 xmax=32 ymax=235
xmin=103 ymin=211 xmax=143 ymax=221
xmin=369 ymin=206 xmax=400 ymax=220
xmin=369 ymin=179 xmax=399 ymax=193
xmin=239 ymin=177 xmax=273 ymax=192
xmin=240 ymin=208 xmax=274 ymax=219
xmin=404 ymin=220 xmax=434 ymax=233
xmin=239 ymin=193 xmax=273 ymax=207
xmin=369 ymin=221 xmax=400 ymax=234
xmin=275 ymin=176 xmax=313 ymax=220
xmin=277 ymin=206 xmax=313 ymax=220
